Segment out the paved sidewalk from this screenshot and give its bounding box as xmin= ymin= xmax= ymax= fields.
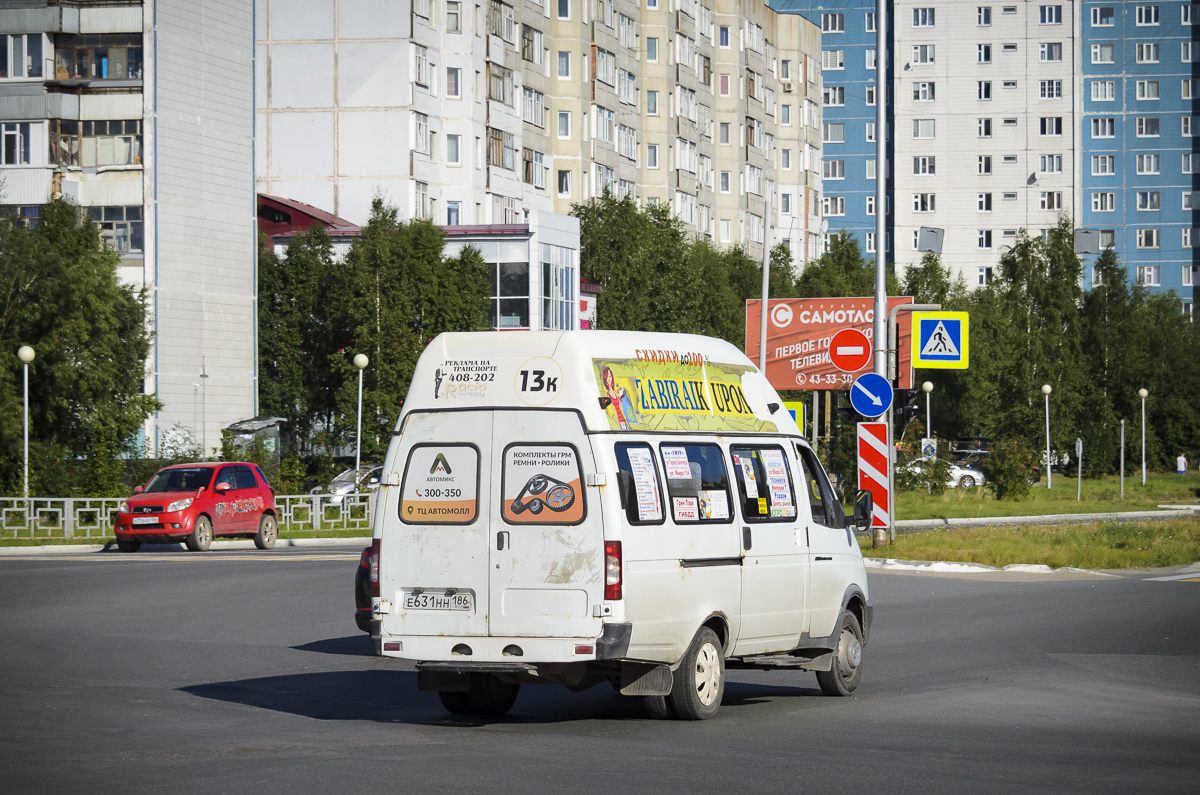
xmin=894 ymin=506 xmax=1198 ymax=533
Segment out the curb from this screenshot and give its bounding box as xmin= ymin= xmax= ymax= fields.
xmin=864 ymin=558 xmax=1120 ymax=576
xmin=894 ymin=508 xmax=1198 ymax=533
xmin=0 ymin=536 xmax=370 ymax=556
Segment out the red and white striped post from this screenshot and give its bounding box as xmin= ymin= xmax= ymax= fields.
xmin=857 ymin=421 xmax=891 ymax=548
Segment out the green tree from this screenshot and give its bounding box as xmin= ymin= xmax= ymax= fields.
xmin=0 ymin=198 xmax=159 ymax=496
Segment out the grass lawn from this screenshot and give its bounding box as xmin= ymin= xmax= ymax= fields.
xmin=860 ymin=517 xmax=1200 ymax=569
xmin=895 ymin=471 xmax=1200 ymax=521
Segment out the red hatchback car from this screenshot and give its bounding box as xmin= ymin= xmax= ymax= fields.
xmin=114 ymin=462 xmax=279 ymax=553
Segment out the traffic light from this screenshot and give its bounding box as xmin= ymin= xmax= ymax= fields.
xmin=836 ymin=390 xmax=857 ymax=421
xmin=895 ymin=389 xmax=921 ymax=426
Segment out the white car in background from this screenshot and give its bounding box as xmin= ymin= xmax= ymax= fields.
xmin=311 ymin=465 xmax=383 ymax=505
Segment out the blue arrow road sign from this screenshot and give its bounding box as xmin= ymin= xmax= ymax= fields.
xmin=850 ymin=373 xmax=893 ymax=418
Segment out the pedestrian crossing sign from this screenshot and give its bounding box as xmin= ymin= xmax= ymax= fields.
xmin=912 ymin=311 xmax=969 ymax=369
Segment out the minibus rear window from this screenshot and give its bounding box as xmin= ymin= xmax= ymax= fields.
xmin=399 ymin=444 xmax=481 ymax=525
xmin=657 ymin=443 xmax=733 ymax=523
xmin=500 ymin=443 xmax=587 ymax=525
xmin=615 ymin=443 xmax=665 ymax=524
xmin=730 ymin=445 xmax=798 ymax=523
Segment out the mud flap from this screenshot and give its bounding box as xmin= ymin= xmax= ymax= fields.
xmin=619 ymin=662 xmax=673 ymax=696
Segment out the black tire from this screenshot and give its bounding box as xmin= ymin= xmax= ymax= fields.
xmin=438 ymin=690 xmax=474 ymax=715
xmin=643 ymin=695 xmax=678 ymax=720
xmin=116 ymin=537 xmax=141 ymax=553
xmin=668 ymin=627 xmax=725 ymax=720
xmin=959 ymin=475 xmax=976 ymax=488
xmin=185 ymin=516 xmax=212 ymax=552
xmin=254 ymin=514 xmax=278 ymax=550
xmin=816 ymin=610 xmax=865 ymax=697
xmin=466 ymin=675 xmax=520 ymax=716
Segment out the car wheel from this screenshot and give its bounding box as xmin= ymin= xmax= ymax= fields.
xmin=959 ymin=475 xmax=976 ymax=488
xmin=668 ymin=626 xmax=725 ymax=720
xmin=465 ymin=675 xmax=520 ymax=716
xmin=185 ymin=516 xmax=212 ymax=552
xmin=438 ymin=690 xmax=474 ymax=715
xmin=254 ymin=514 xmax=278 ymax=550
xmin=816 ymin=610 xmax=865 ymax=697
xmin=116 ymin=537 xmax=141 ymax=553
xmin=643 ymin=695 xmax=678 ymax=720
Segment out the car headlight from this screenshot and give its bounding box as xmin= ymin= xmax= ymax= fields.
xmin=166 ymin=497 xmax=194 ymax=513
xmin=119 ymin=501 xmax=129 ymax=513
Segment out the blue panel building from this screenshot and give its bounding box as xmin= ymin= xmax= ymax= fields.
xmin=770 ymin=0 xmax=892 ymax=256
xmin=1080 ymin=1 xmax=1198 ymax=311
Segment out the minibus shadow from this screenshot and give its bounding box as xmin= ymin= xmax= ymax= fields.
xmin=181 ymin=670 xmax=829 ymax=725
xmin=290 ymin=636 xmax=375 ymax=657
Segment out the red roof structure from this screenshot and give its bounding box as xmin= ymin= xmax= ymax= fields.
xmin=257 ymin=194 xmax=361 ymax=237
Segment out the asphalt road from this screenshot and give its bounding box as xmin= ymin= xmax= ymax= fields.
xmin=0 ymin=547 xmax=1197 ymax=794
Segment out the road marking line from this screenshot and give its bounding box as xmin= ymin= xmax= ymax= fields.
xmin=1143 ymin=572 xmax=1200 ymax=582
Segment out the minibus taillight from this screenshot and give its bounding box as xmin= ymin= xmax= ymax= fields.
xmin=370 ymin=538 xmax=380 ymax=598
xmin=604 ymin=540 xmax=622 ymax=600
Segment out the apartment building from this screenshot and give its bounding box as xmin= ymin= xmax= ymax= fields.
xmin=772 ymin=0 xmax=1198 ymax=306
xmin=1080 ymin=1 xmax=1198 ymax=308
xmin=256 ymin=0 xmax=825 ymax=276
xmin=0 ymin=0 xmax=256 ymax=454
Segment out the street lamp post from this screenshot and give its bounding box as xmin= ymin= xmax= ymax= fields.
xmin=18 ymin=346 xmax=35 ymax=498
xmin=922 ymin=381 xmax=933 ymax=439
xmin=1139 ymin=388 xmax=1148 ymax=485
xmin=354 ymin=354 xmax=369 ymax=474
xmin=1042 ymin=384 xmax=1053 ymax=489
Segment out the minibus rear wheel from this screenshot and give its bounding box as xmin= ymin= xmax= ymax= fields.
xmin=816 ymin=610 xmax=864 ymax=696
xmin=669 ymin=627 xmax=725 ymax=720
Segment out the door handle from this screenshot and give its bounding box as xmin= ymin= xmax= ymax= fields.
xmin=742 ymin=526 xmax=752 ymax=551
xmin=497 ymin=531 xmax=510 ymax=551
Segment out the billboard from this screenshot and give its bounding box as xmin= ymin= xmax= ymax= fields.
xmin=745 ymin=297 xmax=914 ymax=391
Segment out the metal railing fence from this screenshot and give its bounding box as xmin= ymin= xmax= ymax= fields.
xmin=0 ymin=494 xmax=375 ymax=540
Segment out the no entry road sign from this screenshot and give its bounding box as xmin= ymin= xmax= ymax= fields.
xmin=829 ymin=328 xmax=872 ymax=373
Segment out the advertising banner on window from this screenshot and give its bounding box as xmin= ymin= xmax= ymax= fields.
xmin=745 ymin=297 xmax=915 ymax=390
xmin=502 ymin=445 xmax=585 ymax=524
xmin=400 ymin=445 xmax=480 ymax=524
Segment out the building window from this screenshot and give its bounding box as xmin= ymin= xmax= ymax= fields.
xmin=486 ymin=255 xmax=529 ymax=329
xmin=1137 ymin=265 xmax=1161 ymax=285
xmin=823 ymin=196 xmax=846 ymax=216
xmin=865 ymin=85 xmax=876 ymax=106
xmin=488 ymin=63 xmax=515 ymax=106
xmin=487 ymin=127 xmax=516 ymax=170
xmin=865 ymin=12 xmax=876 ymax=31
xmin=1040 ymin=5 xmax=1062 ymax=24
xmin=781 ymin=193 xmax=792 ymax=214
xmin=824 ymin=86 xmax=845 ymax=105
xmin=522 ymin=148 xmax=547 ymax=188
xmin=822 ymin=123 xmax=845 ymax=143
xmin=781 ymin=149 xmax=792 ymax=170
xmin=1186 ymin=117 xmax=1197 ymax=137
xmin=1040 ymin=80 xmax=1062 ymax=99
xmin=977 ymin=44 xmax=991 ymax=64
xmin=1184 ymin=229 xmax=1194 ymax=249
xmin=1137 ymin=43 xmax=1160 ymax=64
xmin=557 ymin=111 xmax=570 ymax=138
xmin=2 ymin=33 xmax=45 ymax=79
xmin=719 ymin=74 xmax=730 ymax=96
xmin=1092 ymin=80 xmax=1115 ymax=101
xmin=866 ymin=122 xmax=876 ymax=142
xmin=781 ymin=104 xmax=791 ymax=125
xmin=446 ymin=1 xmax=461 ymax=31
xmin=1137 ymin=154 xmax=1161 ymax=174
xmin=866 ymin=196 xmax=876 ymax=216
xmin=822 ymin=13 xmax=844 ymax=32
xmin=914 ymin=45 xmax=936 ymax=64
xmin=1092 ymin=6 xmax=1115 ymax=26
xmin=1040 ymin=192 xmax=1063 ymax=210
xmin=1092 ymin=117 xmax=1115 ymax=138
xmin=978 ymin=81 xmax=991 ymax=100
xmin=1136 ymin=191 xmax=1161 ymax=211
xmin=978 ymin=193 xmax=992 ymax=212
xmin=913 ymin=193 xmax=936 ymax=212
xmin=414 ymin=181 xmax=432 ymax=220
xmin=1002 ymin=155 xmax=1018 ymax=164
xmin=1039 ymin=43 xmax=1062 ymax=62
xmin=719 ymin=219 xmax=731 ymax=243
xmin=1184 ymin=192 xmax=1196 ymax=211
xmin=49 ymin=119 xmax=143 ymax=168
xmin=1137 ymin=117 xmax=1160 ymax=137
xmin=1136 ymin=4 xmax=1160 ymax=25
xmin=619 ymin=14 xmax=635 ymax=48
xmin=978 ymin=230 xmax=993 ymax=249
xmin=822 ymin=50 xmax=845 ymax=70
xmin=978 ymin=155 xmax=992 ymax=175
xmin=913 ymin=156 xmax=936 ymax=175
xmin=647 ymin=144 xmax=659 ymax=169
xmin=414 ymin=112 xmax=431 ymax=154
xmin=912 ymin=8 xmax=935 ymax=26
xmin=978 ymin=6 xmax=991 ymax=25
xmin=1092 ymin=43 xmax=1115 ymax=64
xmin=522 ymin=87 xmax=546 ymax=127
xmin=1092 ymin=155 xmax=1116 ymax=175
xmin=913 ymin=119 xmax=935 ymax=139
xmin=542 ymin=244 xmax=576 ymax=331
xmin=1040 ymin=117 xmax=1062 ymax=136
xmin=557 ymin=51 xmax=570 ymax=78
xmin=447 ymin=67 xmax=461 ymax=98
xmin=1184 ymin=154 xmax=1196 ymax=174
xmin=719 ymin=25 xmax=730 ymax=47
xmin=84 ymin=206 xmax=143 ymax=253
xmin=719 ymin=122 xmax=730 ymax=144
xmin=978 ymin=267 xmax=994 ymax=286
xmin=558 ymin=0 xmax=569 ymax=18
xmin=1002 ymin=43 xmax=1017 ymax=52
xmin=1137 ymin=230 xmax=1161 ymax=250
xmin=912 ymin=82 xmax=935 ymax=101
xmin=1137 ymin=80 xmax=1161 ymax=100
xmin=1100 ymin=229 xmax=1115 ymax=247
xmin=1039 ymin=154 xmax=1062 ymax=173
xmin=446 ymin=201 xmax=461 ymax=226
xmin=977 ymin=118 xmax=992 ymax=138
xmin=447 ymin=134 xmax=461 ymax=165
xmin=823 ymin=159 xmax=845 ymax=180
xmin=52 ymin=33 xmax=143 ymax=80
xmin=414 ymin=45 xmax=430 ymax=87
xmin=1092 ymin=192 xmax=1116 ymax=212
xmin=1185 ymin=5 xmax=1195 ymax=24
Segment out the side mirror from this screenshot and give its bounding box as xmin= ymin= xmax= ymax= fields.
xmin=133 ymin=485 xmax=144 ymax=494
xmin=853 ymin=489 xmax=874 ymax=532
xmin=215 ymin=482 xmax=232 ymax=494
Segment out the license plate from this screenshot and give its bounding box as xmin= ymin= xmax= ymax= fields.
xmin=131 ymin=516 xmax=158 ymax=525
xmin=403 ymin=591 xmax=474 ymax=611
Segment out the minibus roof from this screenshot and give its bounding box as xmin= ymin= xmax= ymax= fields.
xmin=402 ymin=330 xmax=800 ymax=435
